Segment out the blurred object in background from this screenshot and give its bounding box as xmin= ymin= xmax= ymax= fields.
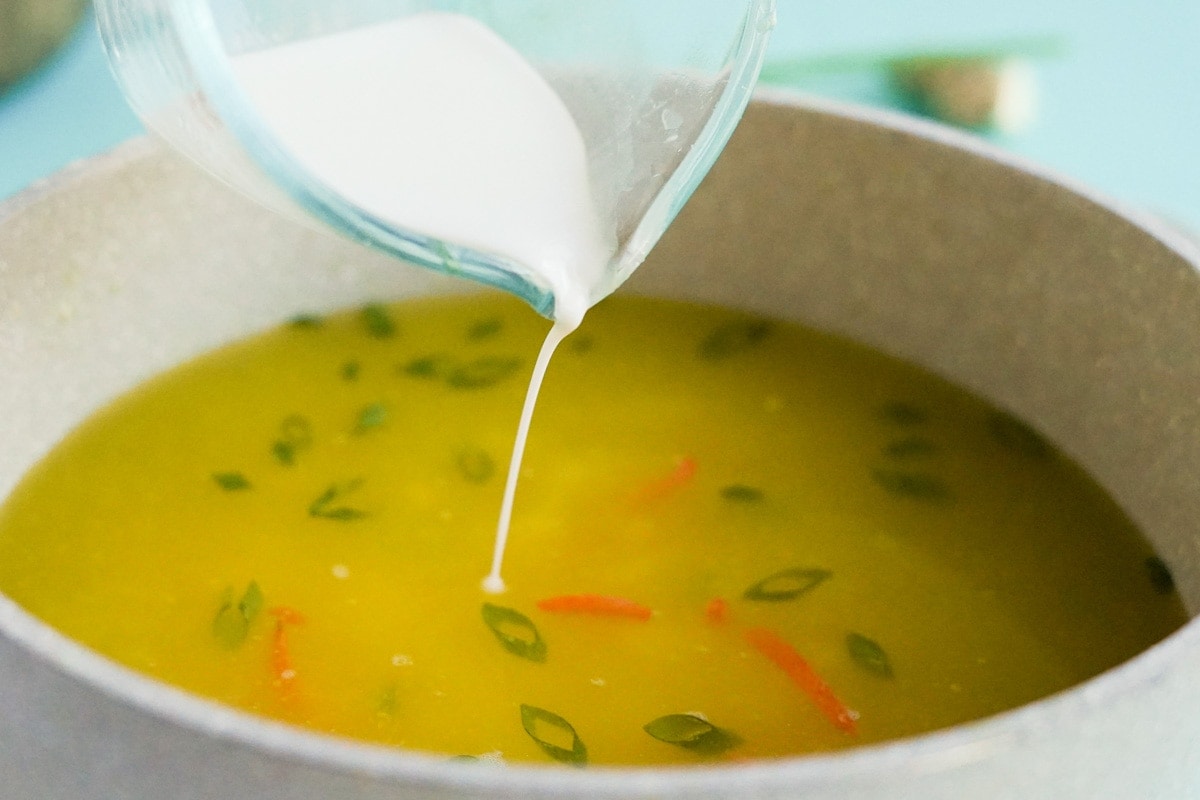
xmin=891 ymin=58 xmax=1038 ymax=133
xmin=762 ymin=36 xmax=1062 ymax=136
xmin=1 ymin=0 xmax=88 ymax=91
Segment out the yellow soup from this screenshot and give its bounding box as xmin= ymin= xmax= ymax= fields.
xmin=0 ymin=293 xmax=1185 ymax=766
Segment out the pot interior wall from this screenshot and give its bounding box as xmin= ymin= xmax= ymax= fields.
xmin=635 ymin=101 xmax=1200 ymax=613
xmin=1 ymin=100 xmax=1198 ymax=627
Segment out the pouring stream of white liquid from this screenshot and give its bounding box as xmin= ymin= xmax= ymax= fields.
xmin=481 ymin=322 xmax=572 ymax=594
xmin=232 ymin=12 xmax=616 ymax=592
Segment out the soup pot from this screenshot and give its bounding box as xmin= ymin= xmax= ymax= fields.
xmin=0 ymin=93 xmax=1198 ymax=799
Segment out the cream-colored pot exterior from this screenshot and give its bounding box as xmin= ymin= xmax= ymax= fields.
xmin=0 ymin=96 xmax=1198 ymax=799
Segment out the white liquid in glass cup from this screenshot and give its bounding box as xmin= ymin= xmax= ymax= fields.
xmin=95 ymin=0 xmax=776 ymax=322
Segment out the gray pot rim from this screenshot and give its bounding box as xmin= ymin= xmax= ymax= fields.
xmin=1 ymin=90 xmax=1197 ymax=796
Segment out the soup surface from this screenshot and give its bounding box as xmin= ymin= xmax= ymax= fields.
xmin=0 ymin=293 xmax=1185 ymax=766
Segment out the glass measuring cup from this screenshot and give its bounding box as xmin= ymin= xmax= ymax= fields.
xmin=95 ymin=0 xmax=777 ymax=319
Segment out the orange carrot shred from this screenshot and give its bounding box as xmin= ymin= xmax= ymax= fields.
xmin=268 ymin=606 xmax=306 ymax=626
xmin=705 ymin=597 xmax=730 ymax=624
xmin=537 ymin=594 xmax=653 ymax=621
xmin=744 ymin=627 xmax=858 ymax=735
xmin=268 ymin=606 xmax=305 ymax=695
xmin=271 ymin=624 xmax=296 ymax=684
xmin=630 ymin=456 xmax=697 ymax=504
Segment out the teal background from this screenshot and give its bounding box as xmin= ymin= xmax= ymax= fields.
xmin=2 ymin=3 xmax=1198 ymax=228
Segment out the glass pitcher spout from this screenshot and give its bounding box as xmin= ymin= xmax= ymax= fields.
xmin=97 ymin=0 xmax=776 ymax=321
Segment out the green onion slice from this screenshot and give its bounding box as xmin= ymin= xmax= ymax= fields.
xmin=743 ymin=567 xmax=832 ymax=602
xmin=353 ymin=403 xmax=388 ymax=434
xmin=456 ymin=446 xmax=495 ymax=484
xmin=720 ymin=484 xmax=763 ymax=503
xmin=520 ymin=704 xmax=587 ymax=765
xmin=697 ymin=320 xmax=772 ymax=360
xmin=309 ymin=479 xmax=367 ymax=521
xmin=988 ymin=411 xmax=1052 ymax=459
xmin=361 ymin=304 xmax=396 ymax=338
xmin=213 ymin=472 xmax=251 ymax=491
xmin=1146 ymin=556 xmax=1176 ymax=595
xmin=467 ymin=317 xmax=504 ymax=341
xmin=643 ymin=713 xmax=741 ymax=756
xmin=212 ymin=580 xmax=264 ymax=649
xmin=272 ymin=415 xmax=313 ymax=466
xmin=482 ymin=603 xmax=546 ymax=663
xmin=446 ymin=357 xmax=522 ymax=389
xmin=847 ymin=632 xmax=894 ymax=678
xmin=879 ymin=402 xmax=928 ymax=426
xmin=871 ymin=469 xmax=950 ymax=502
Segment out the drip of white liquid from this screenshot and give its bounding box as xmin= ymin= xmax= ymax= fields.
xmin=231 ymin=12 xmax=616 ymax=593
xmin=481 ymin=321 xmax=572 ymax=594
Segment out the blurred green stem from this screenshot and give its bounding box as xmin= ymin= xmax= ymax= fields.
xmin=761 ymin=34 xmax=1066 ymax=84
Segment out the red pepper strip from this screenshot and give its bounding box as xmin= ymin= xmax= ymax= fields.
xmin=705 ymin=597 xmax=730 ymax=624
xmin=537 ymin=594 xmax=653 ymax=621
xmin=268 ymin=606 xmax=306 ymax=694
xmin=630 ymin=456 xmax=697 ymax=505
xmin=744 ymin=627 xmax=858 ymax=735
